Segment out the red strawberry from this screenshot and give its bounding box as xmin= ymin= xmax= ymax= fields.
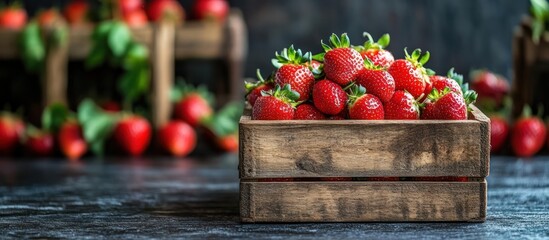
xmin=114 ymin=115 xmax=151 ymax=156
xmin=295 ymin=103 xmax=326 ymax=120
xmin=37 ymin=8 xmax=61 ymax=28
xmin=58 ymin=121 xmax=87 ymax=160
xmin=25 ymin=127 xmax=54 ymax=157
xmin=0 ymin=114 xmax=24 ymax=155
xmin=119 ymin=0 xmax=143 ymax=15
xmin=0 ymin=3 xmax=27 ymax=30
xmin=192 ymin=0 xmax=229 ymax=22
xmin=252 ymin=85 xmax=300 ymax=120
xmin=511 ymin=106 xmax=546 ymax=157
xmin=272 ymin=45 xmax=315 ymax=101
xmin=63 ymin=0 xmax=89 ymax=25
xmin=470 ymin=70 xmax=509 ymax=106
xmin=216 ymin=134 xmax=238 ymax=153
xmin=388 ymin=48 xmax=430 ymax=99
xmin=384 ymin=90 xmax=420 ymax=120
xmin=147 ymin=0 xmax=185 ymax=22
xmin=347 ymin=85 xmax=384 ymax=120
xmin=245 ymin=69 xmax=275 ymax=107
xmin=173 ymin=85 xmax=213 ymax=127
xmin=419 ymin=79 xmax=433 ymax=103
xmin=312 ymin=79 xmax=348 ymax=115
xmin=355 ymin=59 xmax=395 ymax=103
xmin=430 ymin=68 xmax=464 ymax=96
xmin=158 ymin=120 xmax=196 ymax=157
xmin=421 ymin=89 xmax=467 ymax=120
xmin=321 ymin=33 xmax=363 ymax=86
xmin=123 ymin=9 xmax=148 ymax=27
xmin=490 ymin=115 xmax=509 ymax=153
xmin=355 ymin=32 xmax=394 ymax=69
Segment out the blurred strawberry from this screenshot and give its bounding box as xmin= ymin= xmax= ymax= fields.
xmin=158 ymin=120 xmax=196 ymax=157
xmin=511 ymin=105 xmax=546 ymax=157
xmin=0 ymin=113 xmax=24 ymax=155
xmin=119 ymin=0 xmax=143 ymax=15
xmin=58 ymin=121 xmax=87 ymax=160
xmin=123 ymin=9 xmax=148 ymax=28
xmin=114 ymin=115 xmax=151 ymax=156
xmin=490 ymin=115 xmax=509 ymax=153
xmin=147 ymin=0 xmax=185 ymax=22
xmin=470 ymin=70 xmax=510 ymax=107
xmin=25 ymin=127 xmax=55 ymax=157
xmin=172 ymin=83 xmax=214 ymax=127
xmin=215 ymin=134 xmax=238 ymax=152
xmin=37 ymin=8 xmax=62 ymax=28
xmin=63 ymin=0 xmax=89 ymax=25
xmin=192 ymin=0 xmax=229 ymax=22
xmin=100 ymin=101 xmax=122 ymax=112
xmin=0 ymin=3 xmax=27 ymax=30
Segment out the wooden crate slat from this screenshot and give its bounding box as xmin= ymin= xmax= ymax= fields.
xmin=240 ymin=180 xmax=486 ymax=222
xmin=239 ymin=105 xmax=490 ymax=179
xmin=0 ymin=29 xmax=19 ymax=59
xmin=174 ymin=22 xmax=224 ymax=59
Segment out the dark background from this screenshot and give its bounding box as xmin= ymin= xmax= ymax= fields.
xmin=12 ymin=0 xmax=531 ymax=81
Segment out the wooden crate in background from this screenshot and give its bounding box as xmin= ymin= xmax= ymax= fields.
xmin=239 ymin=106 xmax=490 ymax=222
xmin=512 ymin=16 xmax=549 ymax=118
xmin=0 ymin=10 xmax=247 ymax=127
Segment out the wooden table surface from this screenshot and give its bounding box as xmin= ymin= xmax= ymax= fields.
xmin=0 ymin=155 xmax=548 ymax=239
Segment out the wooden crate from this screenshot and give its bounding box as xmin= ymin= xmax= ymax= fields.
xmin=0 ymin=10 xmax=247 ymax=127
xmin=512 ymin=16 xmax=549 ymax=118
xmin=239 ymin=106 xmax=490 ymax=222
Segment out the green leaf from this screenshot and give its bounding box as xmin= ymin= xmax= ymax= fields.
xmin=204 ymin=102 xmax=244 ymax=137
xmin=77 ymin=99 xmax=102 ymax=124
xmin=118 ymin=68 xmax=150 ymax=108
xmin=19 ymin=21 xmax=45 ymax=72
xmin=42 ymin=103 xmax=69 ymax=133
xmin=378 ymin=34 xmax=390 ymax=48
xmin=123 ymin=43 xmax=148 ymax=70
xmin=108 ymin=22 xmax=132 ymax=58
xmin=83 ymin=114 xmax=117 ymax=156
xmin=86 ymin=43 xmax=108 ymax=68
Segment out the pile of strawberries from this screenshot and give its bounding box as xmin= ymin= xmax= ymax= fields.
xmin=246 ymin=33 xmax=477 ymax=121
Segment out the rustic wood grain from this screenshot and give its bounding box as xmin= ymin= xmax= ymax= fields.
xmin=225 ymin=9 xmax=248 ymax=102
xmin=151 ymin=21 xmax=175 ymax=128
xmin=240 ymin=180 xmax=486 ymax=222
xmin=239 ymin=106 xmax=490 ymax=179
xmin=43 ymin=26 xmax=69 ymax=106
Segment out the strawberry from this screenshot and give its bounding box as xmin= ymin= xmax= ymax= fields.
xmin=295 ymin=103 xmax=326 ymax=120
xmin=0 ymin=3 xmax=27 ymax=30
xmin=58 ymin=121 xmax=87 ymax=160
xmin=252 ymin=85 xmax=299 ymax=120
xmin=419 ymin=79 xmax=433 ymax=103
xmin=147 ymin=0 xmax=185 ymax=22
xmin=312 ymin=79 xmax=348 ymax=115
xmin=158 ymin=120 xmax=196 ymax=157
xmin=320 ymin=33 xmax=363 ymax=86
xmin=119 ymin=0 xmax=143 ymax=15
xmin=470 ymin=69 xmax=509 ymax=106
xmin=430 ymin=68 xmax=464 ymax=96
xmin=490 ymin=115 xmax=509 ymax=153
xmin=123 ymin=9 xmax=148 ymax=28
xmin=192 ymin=0 xmax=229 ymax=22
xmin=388 ymin=48 xmax=430 ymax=99
xmin=245 ymin=69 xmax=275 ymax=107
xmin=347 ymin=85 xmax=384 ymax=120
xmin=511 ymin=106 xmax=546 ymax=157
xmin=0 ymin=114 xmax=24 ymax=155
xmin=63 ymin=0 xmax=89 ymax=25
xmin=421 ymin=81 xmax=477 ymax=120
xmin=355 ymin=32 xmax=394 ymax=69
xmin=272 ymin=45 xmax=315 ymax=101
xmin=355 ymin=59 xmax=395 ymax=103
xmin=215 ymin=134 xmax=238 ymax=153
xmin=384 ymin=90 xmax=420 ymax=120
xmin=37 ymin=8 xmax=61 ymax=28
xmin=25 ymin=127 xmax=54 ymax=157
xmin=113 ymin=115 xmax=151 ymax=156
xmin=173 ymin=84 xmax=213 ymax=127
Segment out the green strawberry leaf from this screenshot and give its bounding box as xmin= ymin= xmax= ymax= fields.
xmin=123 ymin=43 xmax=148 ymax=70
xmin=378 ymin=34 xmax=390 ymax=48
xmin=77 ymin=99 xmax=118 ymax=156
xmin=203 ymin=102 xmax=244 ymax=137
xmin=108 ymin=22 xmax=132 ymax=58
xmin=118 ymin=67 xmax=150 ymax=110
xmin=42 ymin=103 xmax=70 ymax=133
xmin=19 ymin=21 xmax=46 ymax=73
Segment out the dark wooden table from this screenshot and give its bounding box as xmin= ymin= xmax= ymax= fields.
xmin=0 ymin=155 xmax=548 ymax=239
